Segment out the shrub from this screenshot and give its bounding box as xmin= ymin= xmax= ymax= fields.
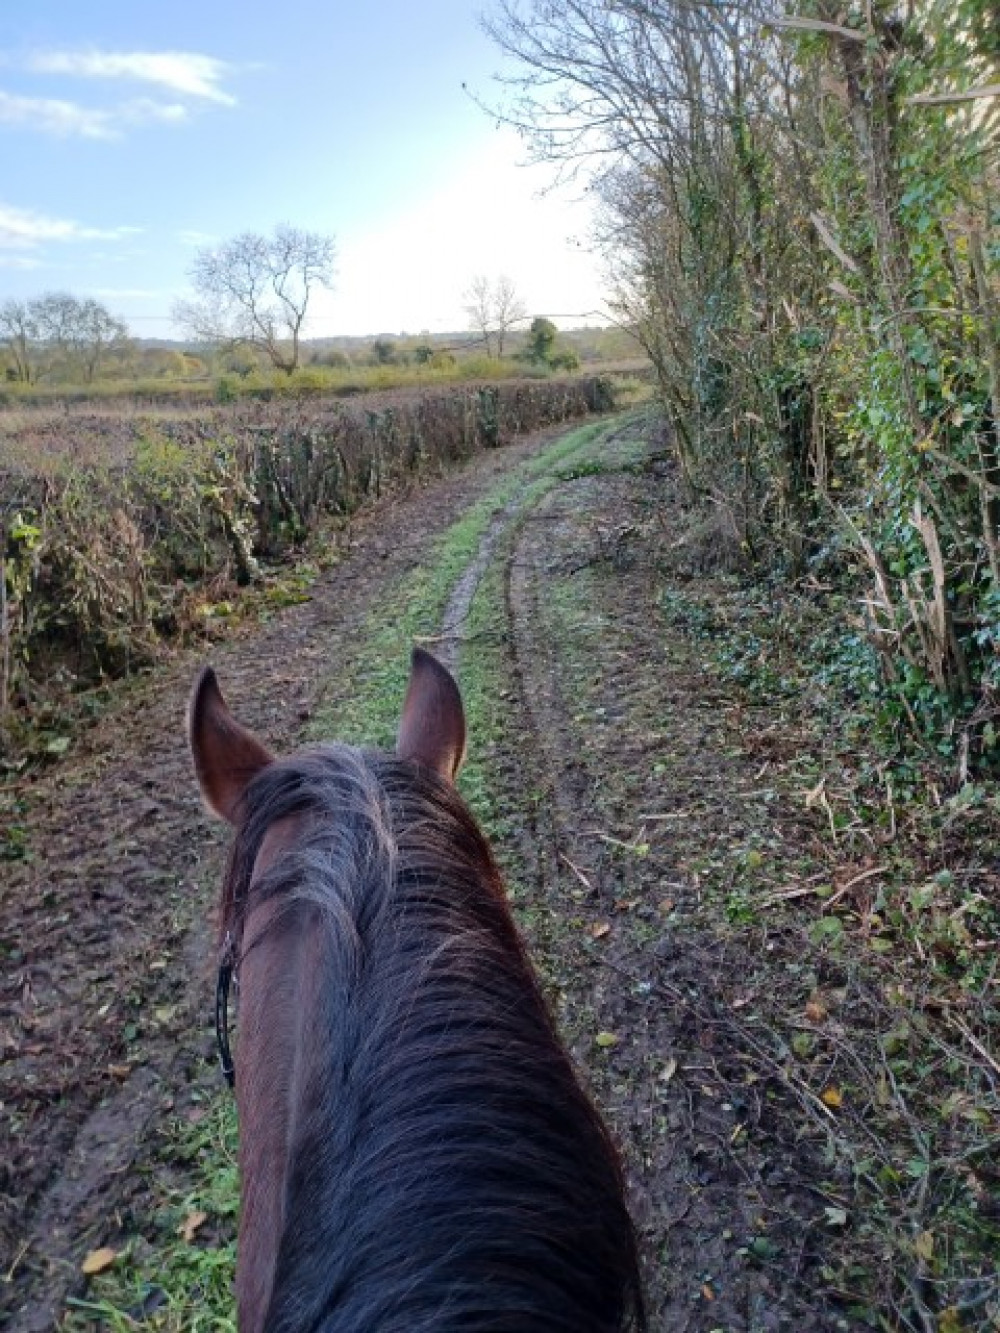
xmin=0 ymin=375 xmax=621 ymax=740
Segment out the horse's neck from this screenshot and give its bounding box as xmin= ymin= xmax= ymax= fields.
xmin=235 ymin=894 xmax=324 ymax=1333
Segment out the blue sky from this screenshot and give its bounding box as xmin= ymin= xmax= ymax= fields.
xmin=0 ymin=1 xmax=607 ymax=338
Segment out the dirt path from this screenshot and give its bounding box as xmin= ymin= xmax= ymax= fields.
xmin=488 ymin=430 xmax=845 ymax=1327
xmin=5 ymin=412 xmax=992 ymax=1331
xmin=0 ymin=427 xmax=566 ymax=1330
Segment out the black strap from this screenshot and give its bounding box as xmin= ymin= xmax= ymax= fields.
xmin=215 ymin=935 xmax=236 ymax=1089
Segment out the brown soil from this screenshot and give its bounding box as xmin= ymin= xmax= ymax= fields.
xmin=0 ymin=428 xmax=561 ymax=1331
xmin=3 ymin=413 xmax=993 ymax=1331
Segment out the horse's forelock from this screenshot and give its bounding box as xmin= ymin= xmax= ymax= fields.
xmin=220 ymin=745 xmax=505 ymax=978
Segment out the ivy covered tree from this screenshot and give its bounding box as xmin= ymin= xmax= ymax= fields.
xmin=523 ymin=316 xmax=558 ymax=364
xmin=485 ymin=0 xmax=1000 ymax=765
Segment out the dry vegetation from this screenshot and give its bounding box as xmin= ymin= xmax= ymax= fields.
xmin=0 ymin=374 xmax=621 ymax=763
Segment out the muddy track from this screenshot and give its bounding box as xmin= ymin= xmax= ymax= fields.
xmin=6 ymin=413 xmax=856 ymax=1331
xmin=474 ymin=424 xmax=845 ymax=1329
xmin=0 ymin=427 xmax=566 ymax=1331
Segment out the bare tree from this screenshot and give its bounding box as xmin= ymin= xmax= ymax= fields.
xmin=76 ymin=299 xmax=130 ymax=383
xmin=27 ymin=292 xmax=130 ymax=383
xmin=174 ymin=225 xmax=336 ymax=374
xmin=33 ymin=292 xmax=80 ymax=375
xmin=0 ymin=300 xmax=39 ymax=383
xmin=463 ymin=274 xmax=528 ymax=357
xmin=464 ymin=275 xmax=495 ymax=355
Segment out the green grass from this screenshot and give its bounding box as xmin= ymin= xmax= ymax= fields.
xmin=61 ymin=413 xmax=625 ymax=1329
xmin=63 ymin=1100 xmax=238 ymax=1331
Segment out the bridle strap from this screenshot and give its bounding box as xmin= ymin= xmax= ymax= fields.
xmin=215 ymin=932 xmax=236 ymax=1089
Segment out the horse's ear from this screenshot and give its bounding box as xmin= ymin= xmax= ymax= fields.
xmin=188 ymin=667 xmax=273 ymax=824
xmin=397 ymin=648 xmax=466 ymax=782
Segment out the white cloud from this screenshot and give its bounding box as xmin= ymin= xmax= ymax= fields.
xmin=128 ymin=98 xmax=189 ymax=124
xmin=0 ymin=89 xmax=114 ymax=138
xmin=0 ymin=203 xmax=140 ymax=250
xmin=0 ymin=88 xmax=190 ymax=137
xmin=29 ymin=50 xmax=237 ymax=106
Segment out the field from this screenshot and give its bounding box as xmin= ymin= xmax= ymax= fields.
xmin=1 ymin=404 xmax=998 ymax=1330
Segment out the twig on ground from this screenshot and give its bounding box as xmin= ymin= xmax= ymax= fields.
xmin=559 ymin=852 xmax=596 ymax=893
xmin=824 ymin=865 xmax=890 ymax=911
xmin=944 ymin=1013 xmax=1000 ymax=1085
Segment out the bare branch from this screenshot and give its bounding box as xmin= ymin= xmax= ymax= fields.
xmin=175 ymin=226 xmax=336 ymax=373
xmin=764 ymin=15 xmax=867 ymax=43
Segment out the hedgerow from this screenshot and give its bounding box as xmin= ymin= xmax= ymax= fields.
xmin=0 ymin=375 xmax=616 ymax=747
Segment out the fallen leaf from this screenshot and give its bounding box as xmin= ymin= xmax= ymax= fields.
xmin=591 ymin=922 xmax=611 ymax=940
xmin=805 ymin=998 xmax=828 ymax=1023
xmin=657 ymin=898 xmax=675 ymax=915
xmin=701 ymin=1283 xmax=715 ymax=1301
xmin=914 ymin=1230 xmax=934 ymax=1263
xmin=81 ymin=1247 xmax=117 ymax=1275
xmin=821 ymin=1086 xmax=843 ymax=1109
xmin=595 ymin=1031 xmax=619 ymax=1049
xmin=659 ymin=1057 xmax=678 ymax=1084
xmin=179 ymin=1210 xmax=208 ymax=1244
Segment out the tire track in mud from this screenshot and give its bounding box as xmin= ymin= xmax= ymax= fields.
xmin=0 ymin=426 xmax=569 ymax=1332
xmin=435 ymin=488 xmax=526 ymax=677
xmin=451 ymin=421 xmax=845 ymax=1330
xmin=5 ymin=410 xmax=842 ymax=1330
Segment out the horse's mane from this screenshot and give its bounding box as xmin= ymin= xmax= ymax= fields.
xmin=223 ymin=744 xmax=645 ymax=1332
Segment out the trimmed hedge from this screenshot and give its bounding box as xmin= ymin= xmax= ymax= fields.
xmin=0 ymin=376 xmax=616 ymax=730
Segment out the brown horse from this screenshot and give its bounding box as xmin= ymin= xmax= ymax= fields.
xmin=189 ymin=648 xmax=644 ymax=1332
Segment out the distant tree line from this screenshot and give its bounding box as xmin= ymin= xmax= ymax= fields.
xmin=0 ymin=293 xmax=130 ymax=384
